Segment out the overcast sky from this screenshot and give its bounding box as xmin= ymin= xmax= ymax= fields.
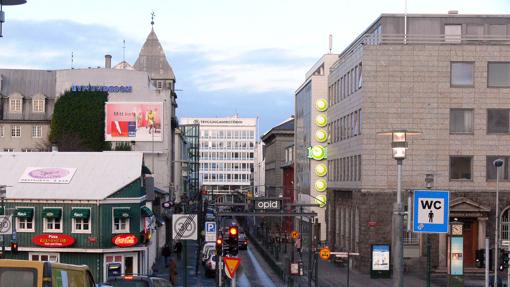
xmin=1 ymin=0 xmax=509 ymax=134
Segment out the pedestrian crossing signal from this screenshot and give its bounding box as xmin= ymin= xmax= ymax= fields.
xmin=10 ymin=242 xmax=18 ymax=253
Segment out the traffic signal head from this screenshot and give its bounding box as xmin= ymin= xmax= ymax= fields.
xmin=10 ymin=242 xmax=18 ymax=253
xmin=229 ymin=226 xmax=238 ymax=237
xmin=228 ymin=226 xmax=239 ymax=256
xmin=216 ymin=238 xmax=223 ymax=255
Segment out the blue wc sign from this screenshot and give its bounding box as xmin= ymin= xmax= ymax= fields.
xmin=413 ymin=190 xmax=449 ymax=233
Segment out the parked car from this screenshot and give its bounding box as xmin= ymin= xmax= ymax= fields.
xmin=107 ymin=275 xmax=172 ymax=287
xmin=238 ymin=232 xmax=248 ymax=250
xmin=204 ymin=255 xmax=218 ymax=277
xmin=0 ymin=259 xmax=103 ymax=287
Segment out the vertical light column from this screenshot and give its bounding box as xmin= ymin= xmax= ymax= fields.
xmin=308 ymin=98 xmax=329 ymax=209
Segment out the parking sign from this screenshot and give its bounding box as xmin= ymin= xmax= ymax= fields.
xmin=205 ymin=221 xmax=216 ymax=242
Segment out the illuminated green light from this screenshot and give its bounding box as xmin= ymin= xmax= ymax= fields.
xmin=315 ymin=114 xmax=328 ymax=127
xmin=315 ymin=164 xmax=328 ymax=177
xmin=307 ymin=145 xmax=327 ymax=160
xmin=315 ymin=129 xmax=328 ymax=143
xmin=315 ymin=195 xmax=327 ymax=208
xmin=314 ymin=179 xmax=327 ymax=192
xmin=315 ymin=99 xmax=328 ymax=112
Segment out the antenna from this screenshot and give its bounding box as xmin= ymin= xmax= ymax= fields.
xmin=71 ymin=52 xmax=74 ymax=69
xmin=151 ymin=11 xmax=155 ymax=27
xmin=329 ymin=34 xmax=333 ymax=54
xmin=122 ymin=40 xmax=126 ymax=62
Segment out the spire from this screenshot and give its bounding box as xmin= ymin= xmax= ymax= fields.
xmin=134 ymin=26 xmax=175 ymax=81
xmin=151 ymin=11 xmax=155 ymax=27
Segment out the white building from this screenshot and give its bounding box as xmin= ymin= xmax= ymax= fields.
xmin=180 ymin=116 xmax=257 ymax=202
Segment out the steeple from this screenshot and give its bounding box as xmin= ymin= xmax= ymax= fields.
xmin=134 ymin=24 xmax=175 ymax=82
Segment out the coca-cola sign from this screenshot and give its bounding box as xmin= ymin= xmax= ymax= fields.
xmin=32 ymin=234 xmax=75 ymax=247
xmin=112 ymin=234 xmax=138 ymax=247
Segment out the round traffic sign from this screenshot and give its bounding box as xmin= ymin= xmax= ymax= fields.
xmin=320 ymin=247 xmax=331 ymax=260
xmin=291 ymin=230 xmax=300 ymax=240
xmin=0 ymin=216 xmax=11 ymax=234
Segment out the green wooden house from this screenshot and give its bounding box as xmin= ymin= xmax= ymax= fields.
xmin=0 ymin=151 xmax=158 ymax=282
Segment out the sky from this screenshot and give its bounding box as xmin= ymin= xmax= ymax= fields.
xmin=1 ymin=0 xmax=509 ymax=134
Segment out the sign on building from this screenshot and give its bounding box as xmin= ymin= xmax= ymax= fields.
xmin=253 ymin=199 xmax=282 ymax=210
xmin=172 ymin=214 xmax=198 ymax=240
xmin=205 ymin=221 xmax=216 ymax=242
xmin=0 ymin=215 xmax=12 ymax=235
xmin=19 ymin=167 xmax=77 ymax=184
xmin=413 ymin=190 xmax=449 ymax=233
xmin=105 ymin=102 xmax=164 ymax=142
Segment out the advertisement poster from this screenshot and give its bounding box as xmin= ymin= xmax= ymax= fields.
xmin=372 ymin=244 xmax=390 ymax=271
xmin=105 ymin=102 xmax=163 ymax=142
xmin=19 ymin=167 xmax=77 ymax=184
xmin=450 ymin=237 xmax=464 ymax=275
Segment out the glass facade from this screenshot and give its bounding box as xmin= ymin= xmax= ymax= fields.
xmin=295 ymin=82 xmax=312 ymax=196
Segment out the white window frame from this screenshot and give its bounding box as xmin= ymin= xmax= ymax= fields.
xmin=9 ymin=97 xmax=22 ymax=113
xmin=72 ymin=207 xmax=92 ymax=234
xmin=32 ymin=125 xmax=42 ymax=138
xmin=32 ymin=98 xmax=45 ymax=113
xmin=16 ymin=207 xmax=35 ymax=232
xmin=112 ymin=208 xmax=130 ymax=234
xmin=29 ymin=252 xmax=60 ymax=262
xmin=42 ymin=208 xmax=63 ymax=233
xmin=11 ymin=125 xmax=21 ymax=138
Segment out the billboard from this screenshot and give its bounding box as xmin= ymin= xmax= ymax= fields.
xmin=19 ymin=167 xmax=77 ymax=184
xmin=105 ymin=102 xmax=163 ymax=142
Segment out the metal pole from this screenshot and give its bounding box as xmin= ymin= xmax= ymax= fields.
xmin=495 ymin=165 xmax=500 ymax=286
xmin=1 ymin=195 xmax=4 ymax=258
xmin=393 ymin=159 xmax=404 ymax=287
xmin=231 ymin=273 xmax=236 ymax=287
xmin=183 ymin=240 xmax=188 ymax=287
xmin=314 ymin=218 xmax=319 ymax=287
xmin=347 ymin=253 xmax=350 ymax=287
xmin=308 ymin=217 xmax=313 ymax=287
xmin=427 ymin=235 xmax=431 ymax=287
xmin=486 ymin=238 xmax=489 ymax=287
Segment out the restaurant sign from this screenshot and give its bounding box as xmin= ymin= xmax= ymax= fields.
xmin=112 ymin=234 xmax=138 ymax=247
xmin=19 ymin=167 xmax=77 ymax=184
xmin=32 ymin=234 xmax=75 ymax=247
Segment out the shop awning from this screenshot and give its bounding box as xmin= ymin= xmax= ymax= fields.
xmin=113 ymin=208 xmax=131 ymax=219
xmin=71 ymin=208 xmax=90 ymax=219
xmin=141 ymin=206 xmax=154 ymax=217
xmin=42 ymin=208 xmax=62 ymax=219
xmin=16 ymin=208 xmax=33 ymax=218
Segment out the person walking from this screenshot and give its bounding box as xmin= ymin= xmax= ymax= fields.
xmin=174 ymin=240 xmax=183 ymax=260
xmin=162 ymin=244 xmax=171 ymax=267
xmin=168 ymin=256 xmax=178 ymax=286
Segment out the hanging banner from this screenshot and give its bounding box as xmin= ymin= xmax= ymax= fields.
xmin=105 ymin=102 xmax=164 ymax=142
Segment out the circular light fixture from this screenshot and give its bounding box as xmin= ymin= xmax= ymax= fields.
xmin=314 ymin=179 xmax=327 ymax=192
xmin=315 ymin=114 xmax=328 ymax=127
xmin=315 ymin=129 xmax=328 ymax=143
xmin=315 ymin=164 xmax=328 ymax=177
xmin=315 ymin=195 xmax=327 ymax=208
xmin=315 ymin=99 xmax=328 ymax=112
xmin=310 ymin=145 xmax=326 ymax=160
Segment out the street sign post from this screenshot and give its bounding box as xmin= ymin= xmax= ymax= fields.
xmin=172 ymin=214 xmax=198 ymax=240
xmin=319 ymin=247 xmax=331 ymax=260
xmin=224 ymin=256 xmax=241 ymax=287
xmin=0 ymin=215 xmax=12 ymax=235
xmin=413 ymin=190 xmax=449 ymax=233
xmin=205 ymin=221 xmax=216 ymax=242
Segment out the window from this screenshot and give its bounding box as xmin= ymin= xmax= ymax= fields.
xmin=29 ymin=252 xmax=59 ymax=262
xmin=32 ymin=98 xmax=45 ymax=113
xmin=113 ymin=208 xmax=130 ymax=233
xmin=451 ymin=62 xmax=474 ymax=87
xmin=3 ymin=148 xmax=13 ymax=152
xmin=487 ymin=109 xmax=510 ymax=134
xmin=72 ymin=208 xmax=91 ymax=233
xmin=9 ymin=98 xmax=22 ymax=113
xmin=445 ymin=25 xmax=462 ymax=43
xmin=0 ymin=125 xmax=3 ymax=137
xmin=16 ymin=208 xmax=34 ymax=232
xmin=450 ymin=109 xmax=473 ymax=133
xmin=502 ymin=208 xmax=510 ymax=241
xmin=11 ymin=125 xmax=20 ymax=138
xmin=32 ymin=125 xmax=42 ymax=138
xmin=42 ymin=208 xmax=62 ymax=233
xmin=450 ymin=156 xmax=472 ymax=180
xmin=488 ymin=62 xmax=510 ymax=88
xmin=486 ymin=156 xmax=510 ymax=181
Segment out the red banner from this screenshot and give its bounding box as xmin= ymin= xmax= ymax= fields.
xmin=32 ymin=234 xmax=75 ymax=247
xmin=112 ymin=234 xmax=138 ymax=247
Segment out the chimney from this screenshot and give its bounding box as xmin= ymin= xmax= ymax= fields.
xmin=105 ymin=54 xmax=112 ymax=69
xmin=448 ymin=10 xmax=459 ymax=15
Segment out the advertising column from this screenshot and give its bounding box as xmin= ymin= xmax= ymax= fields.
xmin=449 ymin=221 xmax=464 ymax=287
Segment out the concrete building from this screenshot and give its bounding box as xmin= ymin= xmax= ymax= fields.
xmin=253 ymin=141 xmax=266 ymax=198
xmin=180 ymin=116 xmax=256 ymax=202
xmin=325 ymin=13 xmax=510 ymax=273
xmin=294 ymin=54 xmax=338 ymax=241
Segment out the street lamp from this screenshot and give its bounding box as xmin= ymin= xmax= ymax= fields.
xmin=494 ymin=158 xmax=504 ymax=286
xmin=378 ymin=130 xmax=420 ymax=287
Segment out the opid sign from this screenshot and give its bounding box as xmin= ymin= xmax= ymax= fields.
xmin=254 ymin=199 xmax=282 ymax=210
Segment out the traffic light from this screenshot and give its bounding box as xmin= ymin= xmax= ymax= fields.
xmin=216 ymin=238 xmax=223 ymax=256
xmin=500 ymin=250 xmax=509 ymax=271
xmin=10 ymin=241 xmax=18 ymax=254
xmin=228 ymin=226 xmax=239 ymax=256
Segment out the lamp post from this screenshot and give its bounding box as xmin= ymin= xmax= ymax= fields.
xmin=494 ymin=158 xmax=504 ymax=286
xmin=0 ymin=185 xmax=6 ymax=258
xmin=425 ymin=174 xmax=434 ymax=287
xmin=379 ymin=130 xmax=420 ymax=287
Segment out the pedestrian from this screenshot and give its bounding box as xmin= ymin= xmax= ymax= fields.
xmin=174 ymin=240 xmax=183 ymax=260
xmin=162 ymin=244 xmax=171 ymax=267
xmin=168 ymin=256 xmax=177 ymax=286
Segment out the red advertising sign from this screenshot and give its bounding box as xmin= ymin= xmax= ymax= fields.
xmin=112 ymin=234 xmax=139 ymax=247
xmin=32 ymin=234 xmax=75 ymax=247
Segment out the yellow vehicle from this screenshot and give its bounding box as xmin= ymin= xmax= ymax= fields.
xmin=0 ymin=259 xmax=104 ymax=287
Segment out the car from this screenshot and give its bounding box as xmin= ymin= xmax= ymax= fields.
xmin=0 ymin=259 xmax=102 ymax=287
xmin=202 ymin=247 xmax=216 ymax=265
xmin=204 ymin=255 xmax=218 ymax=277
xmin=107 ymin=275 xmax=172 ymax=287
xmin=238 ymin=232 xmax=248 ymax=250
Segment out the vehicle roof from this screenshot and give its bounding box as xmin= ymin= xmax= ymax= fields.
xmin=0 ymin=259 xmax=89 ymax=271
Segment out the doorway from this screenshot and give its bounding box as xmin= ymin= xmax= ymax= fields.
xmin=462 ymin=219 xmax=478 ymax=268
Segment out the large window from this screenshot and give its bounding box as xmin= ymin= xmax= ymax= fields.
xmin=488 ymin=62 xmax=510 ymax=87
xmin=450 ymin=156 xmax=472 ymax=180
xmin=502 ymin=208 xmax=510 ymax=241
xmin=72 ymin=208 xmax=91 ymax=233
xmin=42 ymin=208 xmax=62 ymax=233
xmin=32 ymin=125 xmax=42 ymax=138
xmin=16 ymin=208 xmax=34 ymax=232
xmin=487 ymin=109 xmax=510 ymax=134
xmin=450 ymin=109 xmax=473 ymax=133
xmin=487 ymin=156 xmax=510 ymax=181
xmin=11 ymin=125 xmax=21 ymax=138
xmin=451 ymin=62 xmax=474 ymax=87
xmin=9 ymin=98 xmax=22 ymax=113
xmin=30 ymin=252 xmax=59 ymax=262
xmin=32 ymin=98 xmax=45 ymax=113
xmin=113 ymin=208 xmax=130 ymax=233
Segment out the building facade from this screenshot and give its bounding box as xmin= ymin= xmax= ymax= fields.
xmin=325 ymin=13 xmax=510 ymax=272
xmin=180 ymin=116 xmax=256 ymax=202
xmin=0 ymin=152 xmax=159 ymax=282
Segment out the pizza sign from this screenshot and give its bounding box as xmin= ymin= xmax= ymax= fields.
xmin=32 ymin=234 xmax=75 ymax=247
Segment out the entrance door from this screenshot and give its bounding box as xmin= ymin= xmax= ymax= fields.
xmin=463 ymin=220 xmax=478 ymax=267
xmin=124 ymin=256 xmax=134 ymax=275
